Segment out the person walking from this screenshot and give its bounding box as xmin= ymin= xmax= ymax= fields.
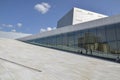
xmin=90 ymin=49 xmax=92 ymax=55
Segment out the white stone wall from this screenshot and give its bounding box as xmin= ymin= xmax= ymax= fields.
xmin=73 ymin=7 xmax=108 ymax=25
xmin=57 ymin=7 xmax=108 ymax=28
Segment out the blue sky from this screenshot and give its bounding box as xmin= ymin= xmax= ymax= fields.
xmin=0 ymin=0 xmax=120 ymax=34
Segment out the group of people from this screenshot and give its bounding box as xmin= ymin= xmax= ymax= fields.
xmin=78 ymin=48 xmax=120 ymax=63
xmin=78 ymin=48 xmax=93 ymax=55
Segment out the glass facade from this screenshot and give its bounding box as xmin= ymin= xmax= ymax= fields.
xmin=26 ymin=23 xmax=120 ymax=60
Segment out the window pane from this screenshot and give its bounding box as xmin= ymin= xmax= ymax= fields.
xmin=56 ymin=35 xmax=63 ymax=46
xmin=108 ymin=41 xmax=118 ymax=54
xmin=116 ymin=25 xmax=120 ymax=40
xmin=68 ymin=32 xmax=75 ymax=47
xmin=106 ymin=25 xmax=116 ymax=41
xmin=80 ymin=30 xmax=88 ymax=48
xmin=74 ymin=31 xmax=82 ymax=48
xmin=86 ymin=29 xmax=97 ymax=50
xmin=88 ymin=28 xmax=97 ymax=43
xmin=62 ymin=34 xmax=68 ymax=46
xmin=117 ymin=41 xmax=120 ymax=54
xmin=96 ymin=27 xmax=106 ymax=42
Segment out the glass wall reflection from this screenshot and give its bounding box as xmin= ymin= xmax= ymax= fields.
xmin=26 ymin=23 xmax=120 ymax=59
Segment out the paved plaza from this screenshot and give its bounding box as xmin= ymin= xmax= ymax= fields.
xmin=0 ymin=38 xmax=120 ymax=80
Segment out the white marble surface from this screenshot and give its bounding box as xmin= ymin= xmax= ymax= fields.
xmin=0 ymin=38 xmax=120 ymax=80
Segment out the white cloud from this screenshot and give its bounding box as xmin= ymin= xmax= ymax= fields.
xmin=40 ymin=28 xmax=46 ymax=32
xmin=8 ymin=25 xmax=13 ymax=28
xmin=2 ymin=24 xmax=13 ymax=28
xmin=34 ymin=2 xmax=51 ymax=14
xmin=11 ymin=29 xmax=16 ymax=32
xmin=47 ymin=27 xmax=52 ymax=31
xmin=40 ymin=27 xmax=56 ymax=33
xmin=17 ymin=23 xmax=22 ymax=27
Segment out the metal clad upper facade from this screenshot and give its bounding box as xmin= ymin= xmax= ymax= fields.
xmin=57 ymin=7 xmax=107 ymax=28
xmin=57 ymin=9 xmax=73 ymax=28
